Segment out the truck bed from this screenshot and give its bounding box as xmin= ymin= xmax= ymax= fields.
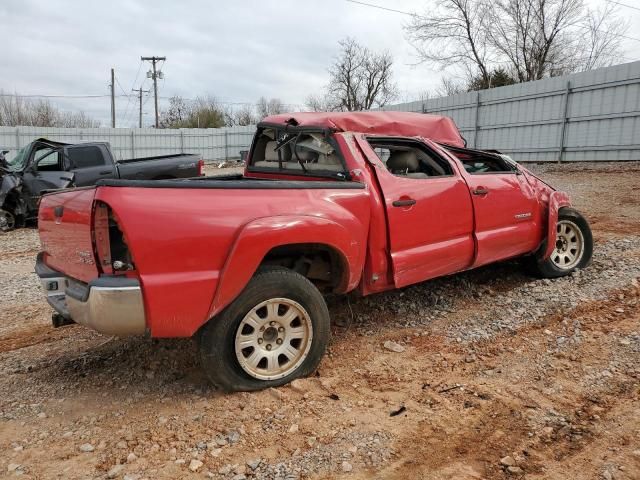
xmin=38 ymin=177 xmax=371 ymax=337
xmin=116 ymin=153 xmax=200 ymax=164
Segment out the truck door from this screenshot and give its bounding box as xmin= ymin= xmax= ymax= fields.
xmin=449 ymin=147 xmax=542 ymax=267
xmin=21 ymin=143 xmax=74 ymax=210
xmin=356 ymin=136 xmax=475 ymax=288
xmin=66 ymin=145 xmax=115 ymax=186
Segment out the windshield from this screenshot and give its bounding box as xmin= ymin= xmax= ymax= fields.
xmin=3 ymin=146 xmax=28 ymax=171
xmin=249 ymin=127 xmax=347 ymax=178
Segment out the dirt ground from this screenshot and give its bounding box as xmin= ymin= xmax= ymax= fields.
xmin=1 ymin=162 xmax=639 ymax=480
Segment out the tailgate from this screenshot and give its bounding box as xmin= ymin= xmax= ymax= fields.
xmin=38 ymin=187 xmax=99 ymax=283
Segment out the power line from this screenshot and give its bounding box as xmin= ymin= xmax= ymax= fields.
xmin=345 ymin=0 xmax=416 ymax=17
xmin=344 ymin=0 xmax=640 ymax=43
xmin=0 ymin=92 xmax=154 ymax=100
xmin=121 ymin=61 xmax=144 ymax=125
xmin=606 ymin=0 xmax=640 ymax=13
xmin=0 ymin=93 xmax=112 ymax=99
xmin=114 ymin=75 xmax=133 ymax=125
xmin=0 ymin=92 xmax=305 ymax=110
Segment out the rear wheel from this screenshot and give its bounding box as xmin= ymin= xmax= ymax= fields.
xmin=528 ymin=207 xmax=593 ymax=278
xmin=198 ymin=267 xmax=330 ymax=391
xmin=0 ymin=209 xmax=16 ymax=232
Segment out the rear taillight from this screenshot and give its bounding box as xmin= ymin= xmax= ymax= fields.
xmin=93 ymin=201 xmax=113 ymax=274
xmin=198 ymin=159 xmax=205 ymax=176
xmin=93 ymin=201 xmax=134 ymax=275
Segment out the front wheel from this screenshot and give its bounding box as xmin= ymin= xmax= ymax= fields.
xmin=528 ymin=207 xmax=593 ymax=278
xmin=198 ymin=267 xmax=330 ymax=391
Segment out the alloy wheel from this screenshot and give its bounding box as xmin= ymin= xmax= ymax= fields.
xmin=551 ymin=220 xmax=584 ymax=270
xmin=234 ymin=298 xmax=313 ymax=380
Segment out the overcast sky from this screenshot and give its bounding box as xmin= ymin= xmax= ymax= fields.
xmin=2 ymin=0 xmax=639 ymax=127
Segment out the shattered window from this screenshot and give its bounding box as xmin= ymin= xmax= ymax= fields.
xmin=250 ymin=128 xmax=346 ymax=176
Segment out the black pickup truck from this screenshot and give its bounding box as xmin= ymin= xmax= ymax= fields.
xmin=0 ymin=138 xmax=203 ymax=231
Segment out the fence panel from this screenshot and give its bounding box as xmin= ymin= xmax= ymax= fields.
xmin=3 ymin=62 xmax=639 ymax=164
xmin=385 ymin=61 xmax=640 ymax=162
xmin=0 ymin=125 xmax=256 ymax=163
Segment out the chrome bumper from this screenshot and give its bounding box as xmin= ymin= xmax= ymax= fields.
xmin=36 ymin=255 xmax=146 ymax=336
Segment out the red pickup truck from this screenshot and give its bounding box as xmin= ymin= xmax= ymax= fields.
xmin=36 ymin=112 xmax=592 ymax=391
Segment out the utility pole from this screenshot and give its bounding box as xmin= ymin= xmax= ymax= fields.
xmin=110 ymin=68 xmax=116 ymax=128
xmin=141 ymin=56 xmax=166 ymax=128
xmin=132 ymin=87 xmax=150 ymax=128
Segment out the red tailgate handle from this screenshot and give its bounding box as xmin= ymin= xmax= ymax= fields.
xmin=472 ymin=188 xmax=489 ymax=196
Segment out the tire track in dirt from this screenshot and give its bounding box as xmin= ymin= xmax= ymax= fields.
xmin=368 ymin=283 xmax=639 ymax=479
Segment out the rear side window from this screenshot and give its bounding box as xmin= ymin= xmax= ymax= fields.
xmin=443 ymin=146 xmax=516 ymax=174
xmin=68 ymin=146 xmax=106 ymax=169
xmin=367 ymin=140 xmax=453 ymax=179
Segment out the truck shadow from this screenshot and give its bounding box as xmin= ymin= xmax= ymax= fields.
xmin=328 ymin=259 xmax=529 ymax=332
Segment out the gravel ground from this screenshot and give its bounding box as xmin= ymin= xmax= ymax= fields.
xmin=0 ymin=161 xmax=639 ymax=480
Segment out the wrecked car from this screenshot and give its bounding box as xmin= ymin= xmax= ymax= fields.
xmin=0 ymin=138 xmax=203 ymax=231
xmin=35 ymin=111 xmax=593 ymax=391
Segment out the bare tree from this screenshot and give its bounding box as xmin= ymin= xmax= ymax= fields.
xmin=0 ymin=93 xmax=99 ymax=127
xmin=57 ymin=111 xmax=101 ymax=128
xmin=406 ymin=1 xmax=491 ymax=85
xmin=435 ymin=77 xmax=466 ymax=97
xmin=0 ymin=94 xmax=28 ymax=126
xmin=574 ymin=3 xmax=627 ymax=72
xmin=487 ymin=0 xmax=586 ymax=81
xmin=310 ymin=38 xmax=397 ymax=112
xmin=160 ymin=96 xmax=226 ymax=129
xmin=224 ymin=104 xmax=257 ymax=126
xmin=159 ymin=95 xmax=191 ymax=128
xmin=305 ymin=94 xmax=335 ymax=112
xmin=257 ymin=97 xmax=285 ymax=118
xmin=406 ymin=0 xmax=628 ymax=84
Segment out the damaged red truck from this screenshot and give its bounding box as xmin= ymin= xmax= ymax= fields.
xmin=35 ymin=112 xmax=592 ymax=391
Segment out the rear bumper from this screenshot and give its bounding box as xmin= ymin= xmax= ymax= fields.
xmin=35 ymin=254 xmax=146 ymax=336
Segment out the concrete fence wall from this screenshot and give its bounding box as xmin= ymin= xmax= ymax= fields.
xmin=0 ymin=125 xmax=256 ymax=163
xmin=384 ymin=61 xmax=640 ymax=162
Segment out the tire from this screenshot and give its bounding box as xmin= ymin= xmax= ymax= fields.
xmin=198 ymin=267 xmax=331 ymax=391
xmin=0 ymin=209 xmax=16 ymax=232
xmin=528 ymin=207 xmax=593 ymax=278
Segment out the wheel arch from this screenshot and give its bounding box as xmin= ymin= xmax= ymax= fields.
xmin=541 ymin=191 xmax=572 ymax=260
xmin=205 ymin=214 xmax=365 ymax=322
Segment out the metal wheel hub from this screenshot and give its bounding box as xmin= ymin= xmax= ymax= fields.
xmin=551 ymin=220 xmax=584 ymax=270
xmin=235 ymin=298 xmax=313 ymax=380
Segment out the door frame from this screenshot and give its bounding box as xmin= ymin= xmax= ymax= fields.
xmin=356 ymin=135 xmax=476 ymax=288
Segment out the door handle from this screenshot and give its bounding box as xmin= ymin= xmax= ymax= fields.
xmin=392 ymin=198 xmax=417 ymax=207
xmin=99 ymin=170 xmax=112 ymax=175
xmin=472 ymin=188 xmax=489 ymax=196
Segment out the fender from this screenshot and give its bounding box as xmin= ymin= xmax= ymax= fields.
xmin=0 ymin=174 xmax=27 ymax=220
xmin=542 ymin=191 xmax=572 ymax=260
xmin=206 ymin=214 xmax=366 ymax=321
